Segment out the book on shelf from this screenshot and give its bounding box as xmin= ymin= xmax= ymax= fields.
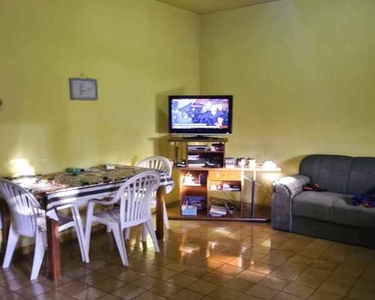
xmin=209 ymin=205 xmax=227 ymax=217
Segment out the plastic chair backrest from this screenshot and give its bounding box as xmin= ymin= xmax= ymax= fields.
xmin=136 ymin=156 xmax=172 ymax=177
xmin=112 ymin=171 xmax=160 ymax=228
xmin=0 ymin=178 xmax=41 ymax=237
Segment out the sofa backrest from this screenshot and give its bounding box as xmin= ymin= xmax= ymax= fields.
xmin=347 ymin=157 xmax=375 ymax=195
xmin=299 ymin=155 xmax=352 ymax=194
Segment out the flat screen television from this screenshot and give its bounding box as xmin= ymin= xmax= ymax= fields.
xmin=168 ymin=95 xmax=233 ymax=136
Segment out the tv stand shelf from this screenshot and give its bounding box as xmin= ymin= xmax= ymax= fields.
xmin=169 ymin=136 xmax=227 ymax=168
xmin=168 ymin=137 xmax=281 ymax=222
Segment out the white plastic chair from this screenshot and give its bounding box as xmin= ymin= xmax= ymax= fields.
xmin=0 ymin=178 xmax=88 ymax=280
xmin=84 ymin=171 xmax=160 ymax=266
xmin=136 ymin=156 xmax=172 ymax=230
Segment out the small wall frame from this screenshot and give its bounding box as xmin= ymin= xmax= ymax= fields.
xmin=69 ymin=78 xmax=98 ymax=100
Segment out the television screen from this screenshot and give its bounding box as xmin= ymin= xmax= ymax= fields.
xmin=168 ymin=95 xmax=233 ymax=136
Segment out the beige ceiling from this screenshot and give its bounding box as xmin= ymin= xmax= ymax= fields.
xmin=157 ymin=0 xmax=281 ymax=14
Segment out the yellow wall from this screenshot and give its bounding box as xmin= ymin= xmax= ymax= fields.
xmin=2 ymin=0 xmax=375 ymax=207
xmin=200 ymin=0 xmax=375 ymax=203
xmin=0 ymin=0 xmax=200 ymax=176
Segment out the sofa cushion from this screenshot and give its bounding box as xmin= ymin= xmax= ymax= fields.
xmin=299 ymin=155 xmax=352 ymax=194
xmin=347 ymin=157 xmax=375 ymax=195
xmin=293 ymin=192 xmax=345 ymax=222
xmin=331 ymin=198 xmax=375 ymax=228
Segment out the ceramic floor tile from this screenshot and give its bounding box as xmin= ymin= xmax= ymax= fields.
xmin=246 ymin=284 xmax=279 ymax=300
xmin=258 ymin=276 xmax=290 ymax=291
xmin=56 ymin=280 xmax=90 ymax=296
xmin=131 ymin=275 xmax=162 ymax=290
xmin=81 ymin=272 xmax=110 ymax=286
xmin=311 ymin=259 xmax=339 ymax=271
xmin=72 ymin=287 xmax=106 ymax=300
xmin=133 ymin=291 xmax=166 ymax=300
xmin=302 ymin=267 xmax=331 ymax=280
xmin=282 ymin=282 xmax=315 ymax=299
xmin=94 ymin=278 xmax=127 ymax=293
xmin=294 ymin=273 xmax=325 ymax=289
xmin=270 ymin=262 xmax=307 ymax=281
xmin=148 ymin=267 xmax=177 ymax=280
xmin=273 ymin=292 xmax=303 ymax=300
xmin=182 ymin=266 xmax=211 ymax=278
xmin=288 ymin=254 xmax=314 ymax=265
xmin=236 ymin=269 xmax=266 ymax=283
xmin=149 ymin=281 xmax=182 ymax=297
xmin=347 ymin=286 xmax=375 ymax=300
xmin=318 ymin=280 xmax=351 ymax=297
xmin=249 ymin=262 xmax=278 ymax=275
xmin=115 ymin=270 xmax=145 ymax=283
xmin=111 ymin=284 xmax=146 ymax=299
xmin=167 ymin=273 xmax=198 ymax=287
xmin=34 ymin=290 xmax=74 ymax=300
xmin=97 ymin=295 xmax=121 ymax=300
xmin=309 ymin=289 xmax=343 ymax=300
xmin=208 ymin=286 xmax=243 ymax=300
xmin=227 ymin=257 xmax=255 ymax=269
xmin=3 ymin=222 xmax=375 ymax=300
xmin=224 ymin=277 xmax=255 ymax=292
xmin=201 ymin=271 xmax=233 ymax=285
xmin=351 ymin=278 xmax=375 ymax=293
xmin=14 ymin=282 xmax=52 ymax=298
xmin=164 ymin=261 xmax=188 ymax=272
xmin=186 ymin=279 xmax=219 ymax=295
xmin=237 ymin=293 xmax=271 ymax=300
xmin=169 ymin=288 xmax=204 ymax=300
xmin=215 ymin=264 xmax=244 ymax=276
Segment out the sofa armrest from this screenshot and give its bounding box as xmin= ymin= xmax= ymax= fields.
xmin=273 ymin=175 xmax=311 ymax=198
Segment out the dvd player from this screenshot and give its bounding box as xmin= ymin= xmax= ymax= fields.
xmin=188 ymin=146 xmax=208 ymax=151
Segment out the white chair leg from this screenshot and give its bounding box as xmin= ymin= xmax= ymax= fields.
xmin=142 ymin=224 xmax=147 ymax=242
xmin=162 ymin=201 xmax=170 ymax=230
xmin=145 ymin=219 xmax=160 ymax=252
xmin=106 ymin=225 xmax=111 ymax=233
xmin=71 ymin=206 xmax=89 ymax=263
xmin=125 ymin=228 xmax=130 ymax=240
xmin=2 ymin=225 xmax=20 ymax=268
xmin=112 ymin=225 xmax=128 ymax=266
xmin=30 ymin=231 xmax=47 ymax=280
xmin=84 ymin=202 xmax=95 ymax=259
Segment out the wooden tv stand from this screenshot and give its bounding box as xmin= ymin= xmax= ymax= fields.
xmin=168 ymin=137 xmax=281 ymax=222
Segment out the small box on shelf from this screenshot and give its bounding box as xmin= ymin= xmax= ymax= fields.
xmin=184 ymin=195 xmax=206 ymax=210
xmin=209 ymin=205 xmax=227 ymax=217
xmin=181 ymin=201 xmax=198 ymax=216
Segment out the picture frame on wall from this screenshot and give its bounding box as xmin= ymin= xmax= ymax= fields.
xmin=69 ymin=78 xmax=98 ymax=100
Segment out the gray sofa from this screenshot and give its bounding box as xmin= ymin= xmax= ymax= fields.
xmin=272 ymin=154 xmax=375 ymax=248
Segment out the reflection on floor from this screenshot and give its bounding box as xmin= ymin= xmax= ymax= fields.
xmin=0 ymin=220 xmax=374 ymax=299
xmin=167 ymin=202 xmax=271 ymax=220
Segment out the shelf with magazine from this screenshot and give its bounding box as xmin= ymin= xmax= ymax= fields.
xmin=174 ymin=166 xmax=245 ymax=220
xmin=168 ymin=136 xmax=280 ymax=222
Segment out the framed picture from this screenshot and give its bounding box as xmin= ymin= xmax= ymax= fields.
xmin=69 ymin=78 xmax=98 ymax=100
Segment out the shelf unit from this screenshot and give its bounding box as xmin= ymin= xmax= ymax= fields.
xmin=168 ymin=136 xmax=281 ymax=222
xmin=179 ymin=167 xmax=244 ymax=219
xmin=169 ymin=137 xmax=243 ymax=220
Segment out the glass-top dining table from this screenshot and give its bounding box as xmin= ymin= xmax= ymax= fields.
xmin=7 ymin=165 xmax=175 ymax=281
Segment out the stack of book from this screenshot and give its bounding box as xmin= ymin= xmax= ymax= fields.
xmin=209 ymin=205 xmax=227 ymax=217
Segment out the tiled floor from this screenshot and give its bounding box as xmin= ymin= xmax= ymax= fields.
xmin=1 ymin=220 xmax=375 ymax=300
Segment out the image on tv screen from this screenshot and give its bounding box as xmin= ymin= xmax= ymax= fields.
xmin=171 ymin=98 xmax=230 ymax=130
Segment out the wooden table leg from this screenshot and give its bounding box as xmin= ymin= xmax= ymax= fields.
xmin=156 ymin=187 xmax=164 ymax=240
xmin=46 ymin=216 xmax=61 ymax=281
xmin=0 ymin=200 xmax=10 ymax=256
